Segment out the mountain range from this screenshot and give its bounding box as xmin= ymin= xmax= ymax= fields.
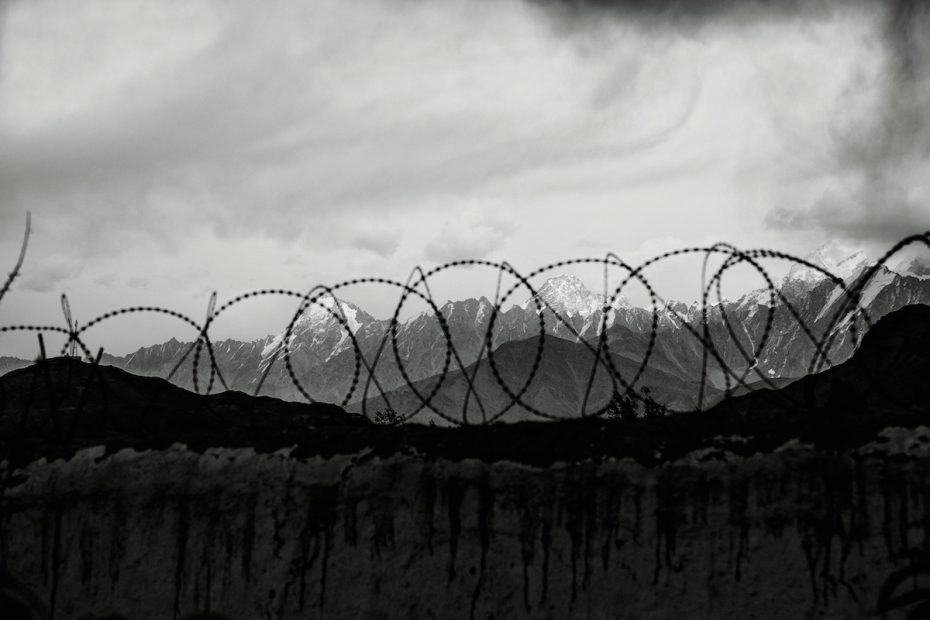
xmin=3 ymin=303 xmax=930 ymax=466
xmin=2 ymin=243 xmax=929 ymax=424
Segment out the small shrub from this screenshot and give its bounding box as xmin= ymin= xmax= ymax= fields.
xmin=605 ymin=391 xmax=638 ymax=421
xmin=373 ymin=407 xmax=405 ymax=426
xmin=641 ymin=387 xmax=666 ymax=419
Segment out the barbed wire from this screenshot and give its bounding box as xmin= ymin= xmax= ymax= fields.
xmin=0 ymin=212 xmax=928 ymax=427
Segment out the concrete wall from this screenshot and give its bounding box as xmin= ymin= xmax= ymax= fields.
xmin=3 ymin=435 xmax=930 ymax=619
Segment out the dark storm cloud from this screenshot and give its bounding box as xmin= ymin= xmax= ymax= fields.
xmin=765 ymin=0 xmax=930 ymax=241
xmin=530 ymin=0 xmax=844 ymax=26
xmin=862 ymin=0 xmax=930 ymax=167
xmin=528 ymin=0 xmax=930 ymax=243
xmin=768 ymin=184 xmax=929 ymax=242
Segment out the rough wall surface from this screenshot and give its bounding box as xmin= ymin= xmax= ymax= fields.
xmin=3 ymin=437 xmax=930 ymax=620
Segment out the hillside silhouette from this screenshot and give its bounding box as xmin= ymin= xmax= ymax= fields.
xmin=1 ymin=304 xmax=929 ymax=467
xmin=0 ymin=359 xmax=367 ymax=466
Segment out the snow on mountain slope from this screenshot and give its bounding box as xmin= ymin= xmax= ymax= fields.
xmin=814 ymin=266 xmax=896 ymax=323
xmin=100 ymin=242 xmax=930 ymax=411
xmin=889 ymin=255 xmax=930 ymax=279
xmin=521 ymin=274 xmax=631 ymax=324
xmin=262 ymin=296 xmax=371 ymax=362
xmin=783 ymin=241 xmax=869 ymax=286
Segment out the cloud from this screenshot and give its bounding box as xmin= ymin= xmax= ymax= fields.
xmin=92 ymin=273 xmax=116 ymax=287
xmin=2 ymin=0 xmax=927 ymax=355
xmin=765 ymin=0 xmax=930 ymax=242
xmin=347 ymin=225 xmax=403 ymax=258
xmin=768 ymin=177 xmax=930 ymax=242
xmin=0 ymin=0 xmax=706 ymax=257
xmin=527 ymin=0 xmax=870 ymax=46
xmin=424 ymin=208 xmax=515 ymax=263
xmin=19 ymin=255 xmax=84 ymax=293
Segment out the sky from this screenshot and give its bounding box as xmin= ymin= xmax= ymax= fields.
xmin=0 ymin=0 xmax=929 ymax=355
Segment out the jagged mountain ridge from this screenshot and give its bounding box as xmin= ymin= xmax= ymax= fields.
xmin=95 ymin=277 xmax=704 ymax=405
xmin=4 ymin=303 xmax=930 ymax=463
xmin=54 ymin=245 xmax=930 ymax=414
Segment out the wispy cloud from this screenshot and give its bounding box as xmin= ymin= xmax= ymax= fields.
xmin=19 ymin=255 xmax=84 ymax=293
xmin=424 ymin=206 xmax=515 ymax=263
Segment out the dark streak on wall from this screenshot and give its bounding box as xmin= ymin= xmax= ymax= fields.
xmin=4 ymin=444 xmax=930 ymax=619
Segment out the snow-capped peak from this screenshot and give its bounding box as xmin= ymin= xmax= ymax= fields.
xmin=293 ymin=294 xmax=362 ymax=332
xmin=738 ymin=288 xmax=777 ymax=308
xmin=523 ymin=274 xmax=630 ymax=317
xmin=536 ymin=275 xmax=591 ymax=314
xmin=260 ymin=294 xmax=366 ymax=361
xmin=904 ymin=257 xmax=930 ymax=278
xmin=784 ymin=241 xmax=869 ymax=287
xmin=888 ymin=254 xmax=930 ymax=280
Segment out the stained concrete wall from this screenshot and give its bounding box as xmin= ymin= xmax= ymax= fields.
xmin=3 ymin=432 xmax=930 ymax=619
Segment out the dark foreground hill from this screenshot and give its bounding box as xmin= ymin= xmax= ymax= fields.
xmin=2 ymin=304 xmax=930 ymax=467
xmin=0 ymin=360 xmax=368 ymax=466
xmin=355 ymin=332 xmax=723 ymax=423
